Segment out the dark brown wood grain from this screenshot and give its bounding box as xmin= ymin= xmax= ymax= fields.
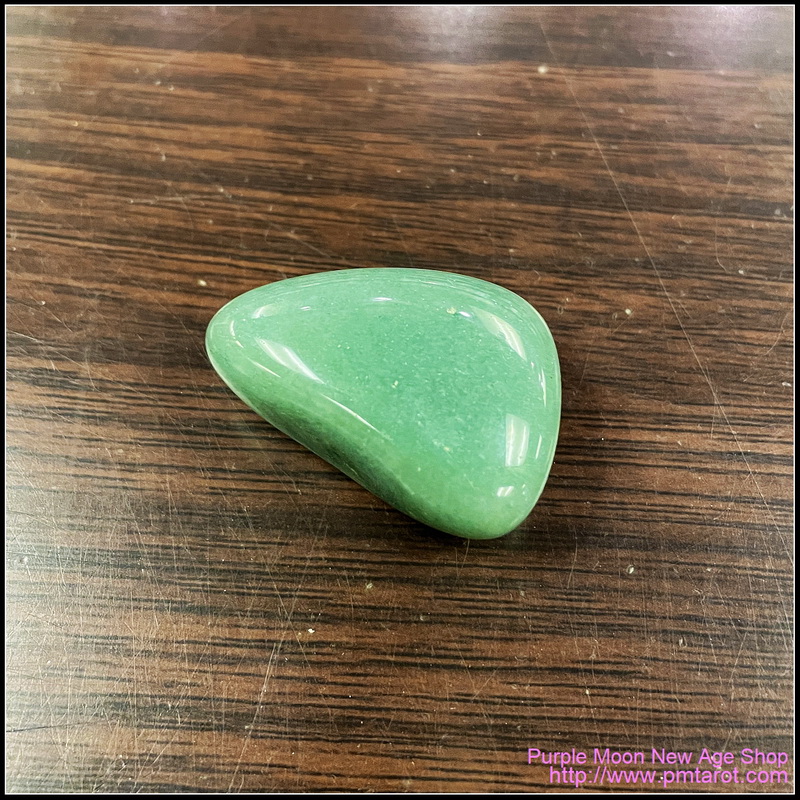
xmin=6 ymin=6 xmax=793 ymax=793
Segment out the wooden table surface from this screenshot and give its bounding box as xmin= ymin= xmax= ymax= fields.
xmin=7 ymin=6 xmax=793 ymax=793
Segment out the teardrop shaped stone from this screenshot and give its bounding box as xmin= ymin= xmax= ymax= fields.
xmin=206 ymin=269 xmax=560 ymax=539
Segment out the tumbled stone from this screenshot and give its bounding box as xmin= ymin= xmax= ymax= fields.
xmin=206 ymin=268 xmax=561 ymax=539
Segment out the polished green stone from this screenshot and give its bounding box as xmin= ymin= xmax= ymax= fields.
xmin=206 ymin=269 xmax=561 ymax=539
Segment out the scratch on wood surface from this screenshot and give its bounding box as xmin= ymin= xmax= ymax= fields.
xmin=228 ymin=641 xmax=280 ymax=792
xmin=712 ymin=172 xmax=735 ymax=273
xmin=453 ymin=540 xmax=469 ymax=581
xmin=565 ymin=534 xmax=578 ymax=590
xmin=7 ymin=721 xmax=92 ymax=733
xmin=294 ymin=632 xmax=337 ymax=731
xmin=392 ymin=214 xmax=415 ymax=268
xmin=283 ymin=228 xmax=355 ymax=268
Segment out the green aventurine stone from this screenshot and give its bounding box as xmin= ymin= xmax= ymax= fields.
xmin=206 ymin=269 xmax=561 ymax=540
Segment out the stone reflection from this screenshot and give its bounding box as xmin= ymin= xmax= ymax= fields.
xmin=474 ymin=308 xmax=526 ymax=359
xmin=504 ymin=413 xmax=530 ymax=467
xmin=255 ymin=339 xmax=323 ymax=383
